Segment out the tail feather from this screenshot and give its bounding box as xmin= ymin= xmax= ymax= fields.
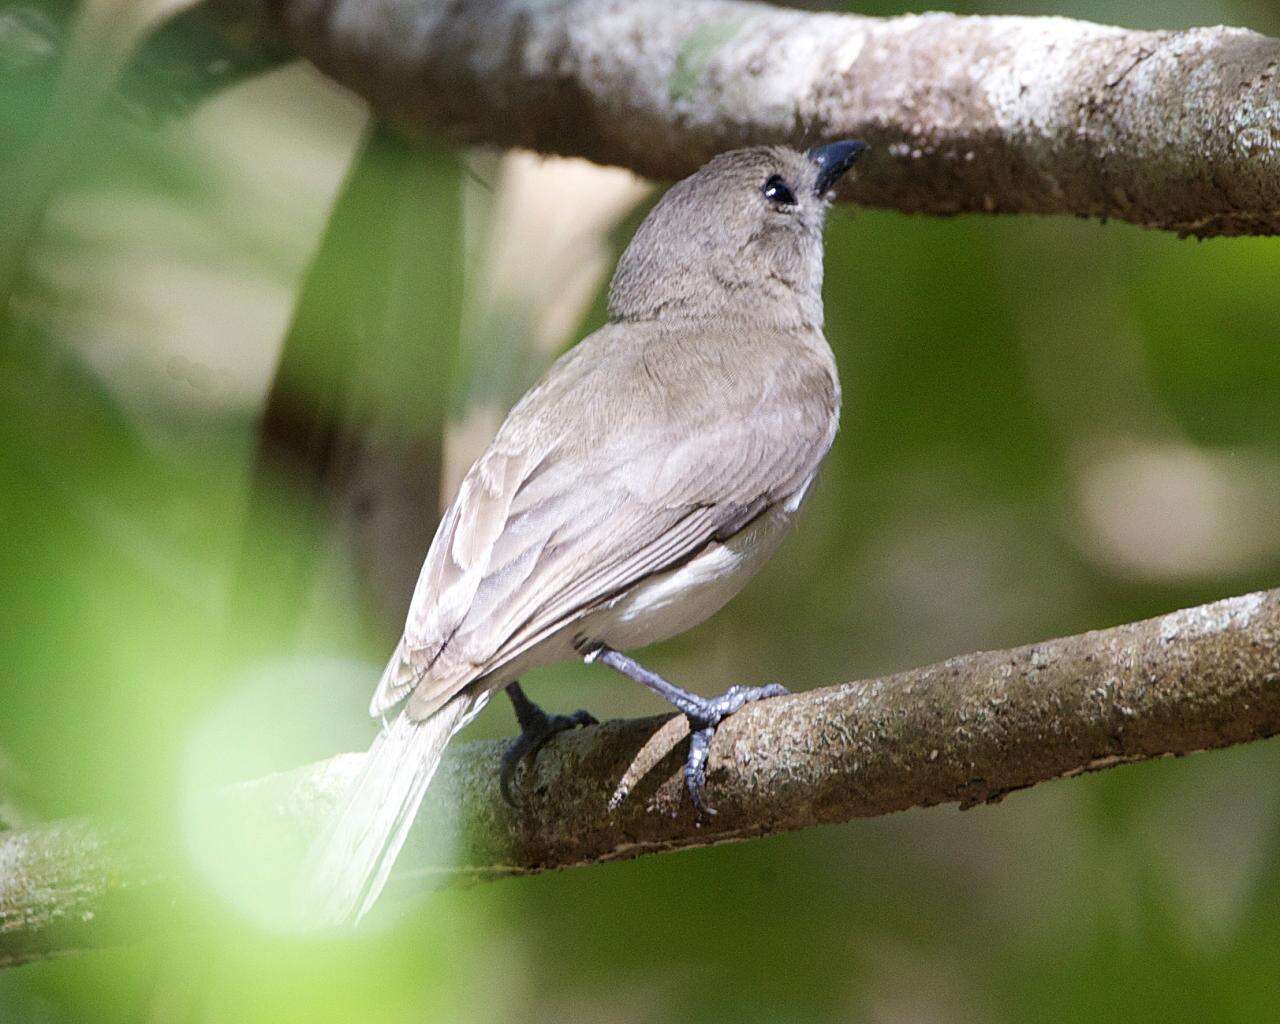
xmin=297 ymin=692 xmax=488 ymax=926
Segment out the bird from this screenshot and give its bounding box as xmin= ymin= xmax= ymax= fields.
xmin=298 ymin=139 xmax=868 ymax=926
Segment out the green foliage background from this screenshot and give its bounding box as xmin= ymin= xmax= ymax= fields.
xmin=2 ymin=0 xmax=1279 ymax=1020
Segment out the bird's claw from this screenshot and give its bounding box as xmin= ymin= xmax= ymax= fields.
xmin=500 ymin=708 xmax=597 ymax=808
xmin=684 ymin=683 xmax=790 ymax=816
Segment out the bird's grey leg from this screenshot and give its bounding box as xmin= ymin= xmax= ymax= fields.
xmin=499 ymin=681 xmax=597 ymax=807
xmin=585 ymin=645 xmax=788 ymax=815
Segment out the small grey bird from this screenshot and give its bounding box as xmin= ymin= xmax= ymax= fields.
xmin=301 ymin=140 xmax=867 ymax=924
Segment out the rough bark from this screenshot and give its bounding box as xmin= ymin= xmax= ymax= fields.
xmin=3 ymin=589 xmax=1279 ymax=967
xmin=264 ymin=0 xmax=1280 ymax=237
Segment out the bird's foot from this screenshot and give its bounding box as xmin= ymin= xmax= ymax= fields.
xmin=500 ymin=683 xmax=596 ymax=807
xmin=586 ymin=647 xmax=791 ymax=817
xmin=683 ymin=683 xmax=789 ymax=817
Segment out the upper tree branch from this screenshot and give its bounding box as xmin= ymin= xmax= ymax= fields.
xmin=3 ymin=589 xmax=1279 ymax=967
xmin=264 ymin=0 xmax=1280 ymax=236
xmin=12 ymin=2 xmax=1279 ymax=234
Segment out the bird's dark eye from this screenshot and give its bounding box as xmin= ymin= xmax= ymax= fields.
xmin=761 ymin=175 xmax=796 ymax=207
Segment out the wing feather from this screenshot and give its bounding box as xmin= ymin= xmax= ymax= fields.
xmin=373 ymin=322 xmax=838 ymax=719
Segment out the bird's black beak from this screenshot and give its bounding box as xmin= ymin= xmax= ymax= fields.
xmin=807 ymin=139 xmax=868 ymax=196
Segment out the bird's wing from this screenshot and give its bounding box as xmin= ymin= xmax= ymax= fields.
xmin=372 ymin=324 xmax=837 ymax=719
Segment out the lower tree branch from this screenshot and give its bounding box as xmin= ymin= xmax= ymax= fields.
xmin=3 ymin=589 xmax=1279 ymax=966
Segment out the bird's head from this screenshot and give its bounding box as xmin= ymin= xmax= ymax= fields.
xmin=608 ymin=141 xmax=867 ymax=329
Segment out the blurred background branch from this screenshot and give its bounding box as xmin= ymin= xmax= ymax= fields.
xmin=3 ymin=589 xmax=1278 ymax=968
xmin=230 ymin=125 xmax=463 ymax=645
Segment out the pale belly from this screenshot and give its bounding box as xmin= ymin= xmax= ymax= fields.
xmin=585 ymin=497 xmax=802 ymax=651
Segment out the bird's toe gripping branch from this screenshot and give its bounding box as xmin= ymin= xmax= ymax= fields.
xmin=500 ymin=681 xmax=597 ymax=807
xmin=682 ymin=683 xmax=790 ymax=815
xmin=587 ymin=646 xmax=790 ymax=814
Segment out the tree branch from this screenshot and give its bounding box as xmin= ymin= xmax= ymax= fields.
xmin=3 ymin=589 xmax=1279 ymax=966
xmin=264 ymin=0 xmax=1280 ymax=237
xmin=14 ymin=2 xmax=1280 ymax=235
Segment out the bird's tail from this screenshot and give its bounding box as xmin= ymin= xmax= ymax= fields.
xmin=296 ymin=691 xmax=488 ymax=927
